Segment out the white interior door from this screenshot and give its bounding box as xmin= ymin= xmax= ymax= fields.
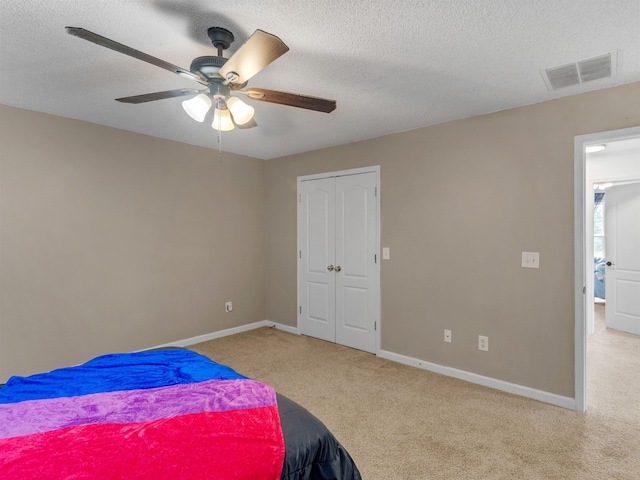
xmin=605 ymin=183 xmax=640 ymax=335
xmin=298 ymin=169 xmax=379 ymax=353
xmin=335 ymin=173 xmax=378 ymax=353
xmin=298 ymin=177 xmax=336 ymax=343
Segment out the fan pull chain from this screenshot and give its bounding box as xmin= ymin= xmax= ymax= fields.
xmin=210 ymin=87 xmax=222 ymax=162
xmin=213 ymin=94 xmax=222 ymax=162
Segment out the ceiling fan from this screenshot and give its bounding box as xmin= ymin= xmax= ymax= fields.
xmin=65 ymin=26 xmax=337 ymax=131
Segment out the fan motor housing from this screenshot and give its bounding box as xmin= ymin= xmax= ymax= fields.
xmin=190 ymin=56 xmax=227 ymax=78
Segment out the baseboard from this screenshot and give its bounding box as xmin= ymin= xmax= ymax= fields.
xmin=142 ymin=321 xmax=269 ymax=350
xmin=377 ymin=349 xmax=577 ymax=411
xmin=265 ymin=321 xmax=300 ymax=335
xmin=143 ymin=320 xmax=299 ymax=351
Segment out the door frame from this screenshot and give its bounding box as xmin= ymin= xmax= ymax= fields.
xmin=574 ymin=125 xmax=640 ymax=412
xmin=297 ymin=165 xmax=381 ymax=353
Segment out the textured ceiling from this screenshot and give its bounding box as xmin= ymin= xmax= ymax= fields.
xmin=1 ymin=0 xmax=639 ymax=160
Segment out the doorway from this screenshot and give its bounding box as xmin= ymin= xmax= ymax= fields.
xmin=297 ymin=166 xmax=380 ymax=354
xmin=603 ymin=183 xmax=640 ymax=334
xmin=574 ymin=126 xmax=640 ymax=412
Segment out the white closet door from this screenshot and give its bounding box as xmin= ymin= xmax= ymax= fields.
xmin=335 ymin=172 xmax=378 ymax=353
xmin=298 ymin=170 xmax=379 ymax=354
xmin=299 ymin=177 xmax=336 ymax=342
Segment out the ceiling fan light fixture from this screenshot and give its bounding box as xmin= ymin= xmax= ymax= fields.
xmin=212 ymin=103 xmax=235 ymax=131
xmin=227 ymin=96 xmax=255 ymax=125
xmin=65 ymin=26 xmax=337 ymax=134
xmin=182 ymin=93 xmax=212 ymax=122
xmin=586 ymin=144 xmax=606 ymax=153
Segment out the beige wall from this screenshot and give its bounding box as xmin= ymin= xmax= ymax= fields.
xmin=265 ymin=82 xmax=640 ymax=397
xmin=2 ymin=82 xmax=639 ymax=396
xmin=0 ymin=105 xmax=266 ymax=382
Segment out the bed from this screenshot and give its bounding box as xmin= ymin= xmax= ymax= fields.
xmin=0 ymin=348 xmax=361 ymax=480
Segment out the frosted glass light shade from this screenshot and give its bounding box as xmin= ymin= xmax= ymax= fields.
xmin=227 ymin=96 xmax=255 ymax=125
xmin=586 ymin=144 xmax=606 ymax=153
xmin=182 ymin=94 xmax=212 ymax=122
xmin=212 ymin=106 xmax=235 ymax=131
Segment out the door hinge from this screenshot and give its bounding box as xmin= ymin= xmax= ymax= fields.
xmin=375 ymin=186 xmax=377 ymax=196
xmin=374 ymin=321 xmax=377 ymax=331
xmin=299 ymin=306 xmax=302 ymax=315
xmin=299 ymin=250 xmax=302 ymax=259
xmin=299 ymin=194 xmax=301 ymax=203
xmin=375 ymin=254 xmax=377 ymax=263
xmin=583 ymin=286 xmax=586 ymax=294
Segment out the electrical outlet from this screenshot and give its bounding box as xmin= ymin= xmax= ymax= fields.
xmin=444 ymin=329 xmax=452 ymax=343
xmin=478 ymin=335 xmax=489 ymax=351
xmin=225 ymin=301 xmax=233 ymax=313
xmin=521 ymin=252 xmax=540 ymax=268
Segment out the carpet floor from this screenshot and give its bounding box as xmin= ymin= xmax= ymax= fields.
xmin=190 ymin=304 xmax=639 ymax=479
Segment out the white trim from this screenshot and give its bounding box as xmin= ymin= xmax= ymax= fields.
xmin=378 ymin=349 xmax=576 ymax=410
xmin=140 ymin=320 xmax=298 ymax=351
xmin=590 ymin=175 xmax=640 ymax=185
xmin=265 ymin=321 xmax=300 ymax=335
xmin=574 ymin=125 xmax=640 ymax=413
xmin=298 ymin=166 xmax=379 ymax=182
xmin=297 ymin=165 xmax=381 ymax=354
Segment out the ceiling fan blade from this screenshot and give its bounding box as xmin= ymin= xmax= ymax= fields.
xmin=65 ymin=27 xmax=207 ymax=84
xmin=116 ymin=89 xmax=202 ymax=104
xmin=245 ymin=88 xmax=336 ymax=113
xmin=219 ymin=30 xmax=289 ymax=84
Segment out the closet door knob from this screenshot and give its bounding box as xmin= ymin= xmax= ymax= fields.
xmin=327 ymin=265 xmax=334 ymax=271
xmin=335 ymin=266 xmax=342 ymax=272
xmin=606 ymin=261 xmax=614 ymax=266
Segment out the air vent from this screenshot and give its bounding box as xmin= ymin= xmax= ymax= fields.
xmin=546 ymin=64 xmax=581 ymax=90
xmin=542 ymin=52 xmax=617 ymax=90
xmin=578 ymin=54 xmax=612 ymax=82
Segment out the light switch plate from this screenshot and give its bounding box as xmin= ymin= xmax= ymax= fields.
xmin=521 ymin=252 xmax=540 ymax=268
xmin=382 ymin=247 xmax=390 ymax=260
xmin=444 ymin=329 xmax=452 ymax=343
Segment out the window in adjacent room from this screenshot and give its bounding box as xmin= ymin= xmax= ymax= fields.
xmin=594 ymin=193 xmax=605 ymax=257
